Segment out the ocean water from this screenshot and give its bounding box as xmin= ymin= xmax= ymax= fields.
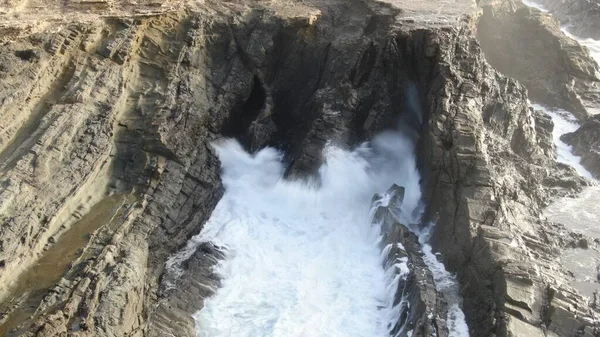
xmin=166 ymin=130 xmax=469 ymax=337
xmin=193 ymin=134 xmax=418 ymax=337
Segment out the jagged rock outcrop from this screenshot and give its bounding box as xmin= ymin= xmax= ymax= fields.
xmin=151 ymin=242 xmax=224 ymax=337
xmin=562 ymin=114 xmax=600 ymax=178
xmin=0 ymin=0 xmax=598 ymax=336
xmin=0 ymin=0 xmax=455 ymax=335
xmin=535 ymin=0 xmax=600 ymax=40
xmin=477 ymin=0 xmax=600 ymax=120
xmin=421 ymin=2 xmax=598 ymax=336
xmin=372 ymin=184 xmax=450 ymax=337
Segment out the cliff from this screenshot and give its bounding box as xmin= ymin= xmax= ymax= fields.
xmin=0 ymin=0 xmax=598 ymax=336
xmin=535 ymin=0 xmax=600 ymax=40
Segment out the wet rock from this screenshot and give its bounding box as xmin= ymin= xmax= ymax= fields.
xmin=477 ymin=0 xmax=600 ymax=120
xmin=561 ymin=114 xmax=600 ymax=178
xmin=372 ymin=188 xmax=450 ymax=337
xmin=386 ymin=184 xmax=406 ymax=210
xmin=534 ymin=0 xmax=600 ymax=40
xmin=150 ymin=242 xmax=225 ymax=337
xmin=578 ymin=238 xmax=590 ymax=249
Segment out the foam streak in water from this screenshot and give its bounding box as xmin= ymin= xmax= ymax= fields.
xmin=521 ymin=0 xmax=548 ymax=12
xmin=368 ymin=187 xmax=469 ymax=337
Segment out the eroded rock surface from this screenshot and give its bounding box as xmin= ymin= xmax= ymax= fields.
xmin=0 ymin=0 xmax=598 ymax=336
xmin=422 ymin=1 xmax=598 ymax=336
xmin=373 ymin=184 xmax=450 ymax=337
xmin=151 ymin=242 xmax=224 ymax=337
xmin=478 ymin=0 xmax=600 ymax=120
xmin=562 ymin=114 xmax=600 ymax=178
xmin=535 ymin=0 xmax=600 ymax=40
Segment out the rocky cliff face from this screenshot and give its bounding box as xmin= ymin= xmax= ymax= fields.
xmin=0 ymin=0 xmax=598 ymax=337
xmin=418 ymin=6 xmax=597 ymax=335
xmin=477 ymin=0 xmax=600 ymax=120
xmin=562 ymin=114 xmax=600 ymax=178
xmin=535 ymin=0 xmax=600 ymax=40
xmin=373 ymin=184 xmax=451 ymax=337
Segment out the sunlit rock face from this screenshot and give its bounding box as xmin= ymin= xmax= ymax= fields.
xmin=478 ymin=0 xmax=600 ymax=120
xmin=534 ymin=0 xmax=600 ymax=40
xmin=0 ymin=0 xmax=599 ymax=337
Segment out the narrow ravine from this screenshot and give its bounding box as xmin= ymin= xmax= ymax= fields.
xmin=4 ymin=0 xmax=600 ymax=336
xmin=192 ymin=132 xmax=418 ymax=337
xmin=418 ymin=227 xmax=469 ymax=337
xmin=540 ymin=101 xmax=600 ymax=296
xmin=167 ymin=130 xmax=469 ymax=337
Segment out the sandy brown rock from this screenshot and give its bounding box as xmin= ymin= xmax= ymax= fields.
xmin=0 ymin=0 xmax=598 ymax=337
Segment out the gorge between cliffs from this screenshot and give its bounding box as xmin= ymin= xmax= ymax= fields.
xmin=0 ymin=0 xmax=600 ymax=336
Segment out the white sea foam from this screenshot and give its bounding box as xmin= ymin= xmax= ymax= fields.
xmin=533 ymin=103 xmax=599 ymax=241
xmin=531 ymin=103 xmax=593 ymax=178
xmin=521 ymin=0 xmax=549 ymax=12
xmin=169 ymin=128 xmax=471 ymax=337
xmin=536 ymin=102 xmax=600 ymax=296
xmin=190 ymin=133 xmax=422 ymax=337
xmin=562 ymin=29 xmax=600 ymax=64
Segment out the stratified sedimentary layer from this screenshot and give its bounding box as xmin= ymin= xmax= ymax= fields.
xmin=0 ymin=0 xmax=598 ymax=336
xmin=478 ymin=0 xmax=600 ymax=120
xmin=535 ymin=0 xmax=600 ymax=40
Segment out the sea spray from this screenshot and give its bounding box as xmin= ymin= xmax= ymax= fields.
xmin=191 ymin=133 xmax=420 ymax=337
xmin=165 ymin=130 xmax=469 ymax=337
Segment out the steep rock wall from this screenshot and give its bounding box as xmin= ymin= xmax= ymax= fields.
xmin=535 ymin=0 xmax=600 ymax=40
xmin=477 ymin=0 xmax=600 ymax=120
xmin=0 ymin=0 xmax=597 ymax=337
xmin=562 ymin=114 xmax=600 ymax=178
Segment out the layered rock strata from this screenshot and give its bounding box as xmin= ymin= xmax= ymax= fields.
xmin=562 ymin=114 xmax=600 ymax=178
xmin=535 ymin=0 xmax=600 ymax=40
xmin=0 ymin=0 xmax=597 ymax=336
xmin=477 ymin=0 xmax=600 ymax=120
xmin=372 ymin=184 xmax=450 ymax=337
